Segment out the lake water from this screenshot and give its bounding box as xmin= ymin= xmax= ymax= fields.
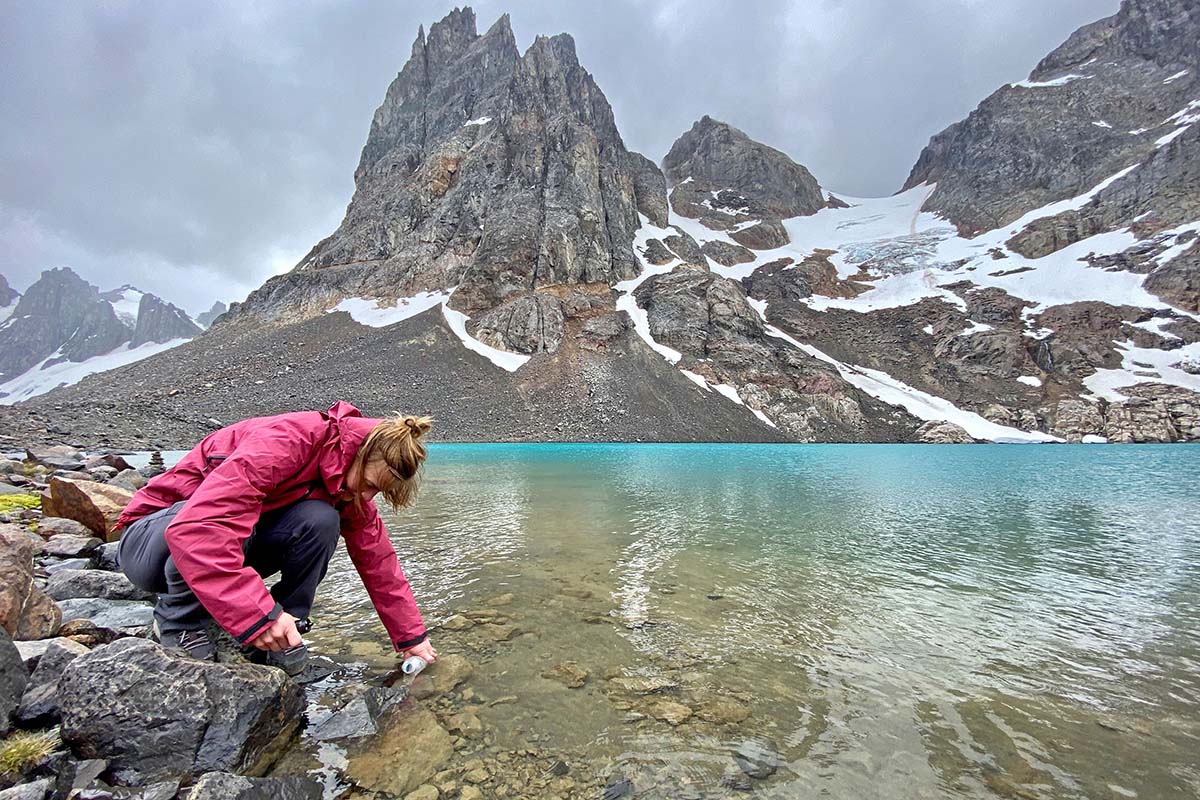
xmin=292 ymin=443 xmax=1200 ymax=799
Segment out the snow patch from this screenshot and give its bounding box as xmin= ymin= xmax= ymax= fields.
xmin=1017 ymin=376 xmax=1043 ymax=387
xmin=1010 ymin=74 xmax=1087 ymax=89
xmin=680 ymin=370 xmax=711 ymax=390
xmin=0 ymin=339 xmax=188 ymax=405
xmin=329 ymin=291 xmax=530 ymax=372
xmin=1083 ymin=339 xmax=1200 ymax=401
xmin=463 ymin=116 xmax=492 ymax=126
xmin=1163 ymin=69 xmax=1189 ymax=84
xmin=1092 ymin=121 xmax=1113 ymax=129
xmin=1082 ymin=434 xmax=1108 ymax=444
xmin=107 ymin=287 xmax=145 ymax=327
xmin=957 ymin=320 xmax=994 ymax=337
xmin=616 ymin=214 xmax=686 ymax=364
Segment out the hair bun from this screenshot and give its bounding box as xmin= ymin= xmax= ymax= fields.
xmin=403 ymin=415 xmax=432 ymax=438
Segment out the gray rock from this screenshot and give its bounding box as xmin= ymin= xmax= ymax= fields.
xmin=915 ymin=420 xmax=977 ymax=444
xmin=0 ymin=779 xmax=53 ymax=800
xmin=86 ymin=467 xmax=118 ymax=482
xmin=0 ymin=484 xmax=30 ymax=496
xmin=16 ymin=638 xmax=90 ymax=726
xmin=13 ymin=638 xmax=79 ymax=672
xmin=732 ymin=738 xmax=780 ymax=779
xmin=55 ymin=599 xmax=153 ymax=631
xmin=107 ymin=469 xmax=145 ymax=492
xmin=58 ymin=637 xmax=305 ymax=784
xmin=0 ymin=625 xmax=30 ymax=735
xmin=196 ymin=301 xmax=228 ymax=329
xmin=96 ymin=542 xmax=120 ymax=572
xmin=313 ymin=685 xmax=409 ymax=741
xmin=36 ymin=517 xmax=93 ymax=538
xmin=40 ymin=534 xmax=102 ymax=558
xmin=186 ymin=773 xmax=322 ymax=800
xmin=43 ymin=558 xmax=95 ymax=575
xmin=472 ymin=293 xmax=565 ymax=355
xmin=24 ymin=445 xmax=86 ymax=472
xmin=45 ymin=570 xmax=151 ymax=602
xmin=82 ymin=454 xmax=134 ymax=473
xmin=0 ymin=459 xmax=23 ymax=474
xmin=701 ymin=240 xmax=755 ymax=267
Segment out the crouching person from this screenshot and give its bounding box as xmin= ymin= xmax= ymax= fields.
xmin=115 ymin=400 xmax=439 ymax=675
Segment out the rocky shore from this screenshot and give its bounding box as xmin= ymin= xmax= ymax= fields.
xmin=1 ymin=445 xmax=787 ymax=800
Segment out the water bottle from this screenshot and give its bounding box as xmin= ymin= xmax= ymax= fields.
xmin=401 ymin=655 xmax=428 ymax=676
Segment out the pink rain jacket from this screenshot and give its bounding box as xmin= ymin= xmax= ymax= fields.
xmin=116 ymin=401 xmax=427 ymax=650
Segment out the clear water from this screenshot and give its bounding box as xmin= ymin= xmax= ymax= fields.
xmin=302 ymin=443 xmax=1200 ymax=799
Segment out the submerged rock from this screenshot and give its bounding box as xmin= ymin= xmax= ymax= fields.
xmin=410 ymin=654 xmax=473 ymax=700
xmin=344 ymin=702 xmax=454 ymax=797
xmin=541 ymin=661 xmax=589 ymax=688
xmin=312 ymin=685 xmax=408 ymax=741
xmin=732 ymin=738 xmax=780 ymax=779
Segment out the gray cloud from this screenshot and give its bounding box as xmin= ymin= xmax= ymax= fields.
xmin=0 ymin=0 xmax=1119 ymax=314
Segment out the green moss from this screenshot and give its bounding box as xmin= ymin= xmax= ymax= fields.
xmin=0 ymin=494 xmax=40 ymax=514
xmin=0 ymin=730 xmax=59 ymax=776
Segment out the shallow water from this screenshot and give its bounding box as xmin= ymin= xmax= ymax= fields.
xmin=297 ymin=443 xmax=1200 ymax=799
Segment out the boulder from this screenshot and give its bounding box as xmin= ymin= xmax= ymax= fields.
xmin=45 ymin=569 xmax=152 ymax=602
xmin=732 ymin=738 xmax=780 ymax=779
xmin=96 ymin=542 xmax=120 ymax=572
xmin=45 ymin=478 xmax=133 ymax=540
xmin=15 ymin=638 xmax=90 ymax=726
xmin=344 ymin=700 xmax=454 ymax=797
xmin=25 ymin=446 xmax=85 ymax=472
xmin=55 ymin=598 xmax=154 ymax=632
xmin=0 ymin=779 xmax=53 ymax=800
xmin=40 ymin=534 xmax=102 ymax=558
xmin=313 ymin=686 xmax=409 ymax=741
xmin=13 ymin=638 xmax=76 ymax=672
xmin=0 ymin=526 xmax=62 ymax=640
xmin=43 ymin=558 xmax=94 ymax=575
xmin=186 ymin=773 xmax=322 ymax=800
xmin=914 ymin=420 xmax=976 ymax=444
xmin=0 ymin=626 xmax=30 ymax=735
xmin=83 ymin=455 xmax=133 ymax=473
xmin=108 ymin=469 xmax=146 ymax=492
xmin=409 ymin=654 xmax=473 ymax=699
xmin=58 ymin=637 xmax=305 ymax=784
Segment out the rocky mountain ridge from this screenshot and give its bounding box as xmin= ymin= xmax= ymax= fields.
xmin=0 ymin=269 xmax=202 ymax=403
xmin=0 ymin=0 xmax=1195 ymax=446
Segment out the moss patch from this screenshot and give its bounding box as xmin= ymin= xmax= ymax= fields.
xmin=0 ymin=494 xmax=40 ymax=514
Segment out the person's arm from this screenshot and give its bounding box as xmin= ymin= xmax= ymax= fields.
xmin=163 ymin=429 xmax=311 ymax=645
xmin=342 ymin=505 xmax=429 ymax=652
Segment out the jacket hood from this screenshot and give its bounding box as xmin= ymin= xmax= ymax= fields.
xmin=318 ymin=400 xmax=381 ymax=496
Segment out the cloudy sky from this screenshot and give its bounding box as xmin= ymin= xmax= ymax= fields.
xmin=1 ymin=0 xmax=1118 ymax=315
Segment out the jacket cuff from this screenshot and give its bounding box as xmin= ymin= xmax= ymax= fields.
xmin=236 ymin=602 xmax=283 ymax=643
xmin=394 ymin=631 xmax=428 ymax=651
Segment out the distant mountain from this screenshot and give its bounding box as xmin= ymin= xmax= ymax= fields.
xmin=0 ymin=269 xmax=201 ymax=404
xmin=1 ymin=0 xmax=1196 ymax=447
xmin=196 ymin=301 xmax=228 ymax=328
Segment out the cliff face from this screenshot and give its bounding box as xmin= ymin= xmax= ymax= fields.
xmin=0 ymin=269 xmax=129 ymax=382
xmin=130 ymin=295 xmax=202 ymax=347
xmin=234 ymin=9 xmax=665 ymax=356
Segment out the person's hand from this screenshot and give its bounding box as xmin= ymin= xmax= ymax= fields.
xmin=403 ymin=638 xmax=438 ymax=663
xmin=252 ymin=611 xmax=302 ymax=652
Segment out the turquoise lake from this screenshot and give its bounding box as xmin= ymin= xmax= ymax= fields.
xmin=298 ymin=444 xmax=1200 ymax=799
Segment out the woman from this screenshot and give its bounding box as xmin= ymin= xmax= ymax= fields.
xmin=116 ymin=400 xmax=438 ymax=675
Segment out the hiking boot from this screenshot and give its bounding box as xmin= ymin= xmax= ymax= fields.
xmin=152 ymin=620 xmax=216 ymax=661
xmin=263 ymin=643 xmax=308 ymax=676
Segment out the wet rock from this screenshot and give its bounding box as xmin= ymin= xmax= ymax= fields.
xmin=1 ymin=626 xmax=30 ymax=735
xmin=607 ymin=676 xmax=678 ymax=695
xmin=482 ymin=623 xmax=518 ymax=642
xmin=439 ymin=614 xmax=474 ymax=631
xmin=313 ymin=685 xmax=409 ymax=741
xmin=485 ymin=593 xmax=515 ymax=607
xmin=404 ymin=787 xmax=440 ymax=800
xmin=185 ymin=773 xmax=322 ymax=800
xmin=45 ymin=569 xmax=152 ymax=602
xmin=15 ymin=637 xmax=90 ymax=726
xmin=344 ymin=703 xmax=454 ymax=797
xmin=40 ymin=534 xmax=102 ymax=558
xmin=644 ymin=699 xmax=692 ymax=726
xmin=58 ymin=637 xmax=305 ymax=784
xmin=45 ymin=478 xmax=132 ymax=540
xmin=541 ymin=661 xmax=589 ymax=688
xmin=410 ymin=654 xmax=473 ymax=700
xmin=446 ymin=710 xmax=483 ymax=737
xmin=0 ymin=525 xmax=62 ymax=640
xmin=732 ymin=738 xmax=780 ymax=779
xmin=695 ymin=697 xmax=751 ymax=726
xmin=602 ymin=777 xmax=634 ymax=800
xmin=55 ymin=598 xmax=154 ymax=631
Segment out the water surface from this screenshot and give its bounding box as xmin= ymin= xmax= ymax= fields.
xmin=305 ymin=443 xmax=1200 ymax=799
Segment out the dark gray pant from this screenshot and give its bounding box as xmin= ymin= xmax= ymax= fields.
xmin=117 ymin=499 xmax=341 ymax=635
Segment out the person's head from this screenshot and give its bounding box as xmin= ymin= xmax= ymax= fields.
xmin=344 ymin=414 xmax=433 ymax=510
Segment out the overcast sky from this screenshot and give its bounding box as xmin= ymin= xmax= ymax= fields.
xmin=1 ymin=0 xmax=1119 ymax=315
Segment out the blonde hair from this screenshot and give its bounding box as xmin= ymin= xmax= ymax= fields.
xmin=351 ymin=414 xmax=433 ymax=510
